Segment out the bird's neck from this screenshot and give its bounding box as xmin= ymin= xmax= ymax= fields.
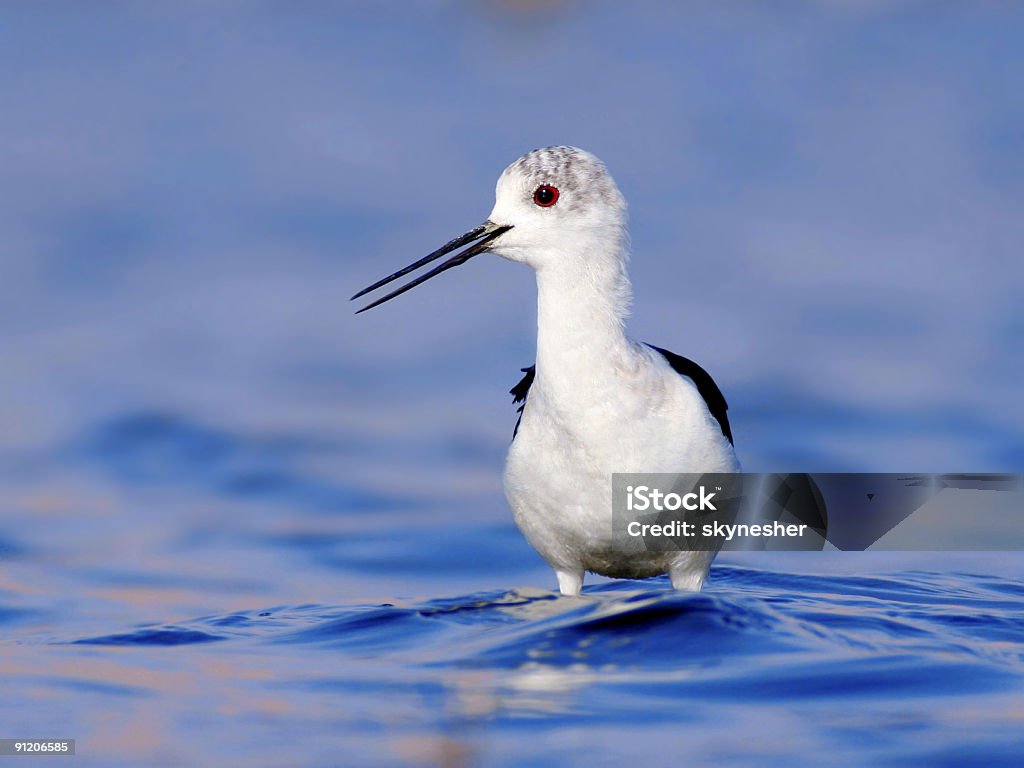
xmin=534 ymin=255 xmax=634 ymax=398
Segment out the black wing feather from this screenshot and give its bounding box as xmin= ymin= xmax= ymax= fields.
xmin=645 ymin=343 xmax=733 ymax=445
xmin=510 ymin=365 xmax=535 ymax=439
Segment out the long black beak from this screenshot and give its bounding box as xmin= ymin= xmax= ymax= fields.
xmin=351 ymin=221 xmax=513 ymax=314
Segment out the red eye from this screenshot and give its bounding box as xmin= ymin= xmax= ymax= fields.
xmin=533 ymin=185 xmax=559 ymax=207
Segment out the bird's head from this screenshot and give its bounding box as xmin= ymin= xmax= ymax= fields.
xmin=352 ymin=146 xmax=628 ymax=313
xmin=487 ymin=146 xmax=627 ymax=269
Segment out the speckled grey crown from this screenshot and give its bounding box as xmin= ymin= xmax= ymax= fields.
xmin=506 ymin=146 xmax=622 ymax=213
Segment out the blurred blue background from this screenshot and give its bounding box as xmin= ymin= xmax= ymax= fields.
xmin=1 ymin=3 xmax=1023 ymax=766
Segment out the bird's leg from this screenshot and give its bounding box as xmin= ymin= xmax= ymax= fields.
xmin=669 ymin=563 xmax=706 ymax=591
xmin=555 ymin=569 xmax=583 ymax=596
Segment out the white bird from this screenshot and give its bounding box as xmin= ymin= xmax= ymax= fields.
xmin=353 ymin=146 xmax=740 ymax=595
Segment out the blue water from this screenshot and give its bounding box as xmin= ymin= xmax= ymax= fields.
xmin=3 ymin=412 xmax=1023 ymax=766
xmin=7 ymin=531 xmax=1024 ymax=766
xmin=3 ymin=3 xmax=1024 ymax=766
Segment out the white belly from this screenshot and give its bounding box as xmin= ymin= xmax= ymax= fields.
xmin=503 ymin=363 xmax=739 ymax=581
